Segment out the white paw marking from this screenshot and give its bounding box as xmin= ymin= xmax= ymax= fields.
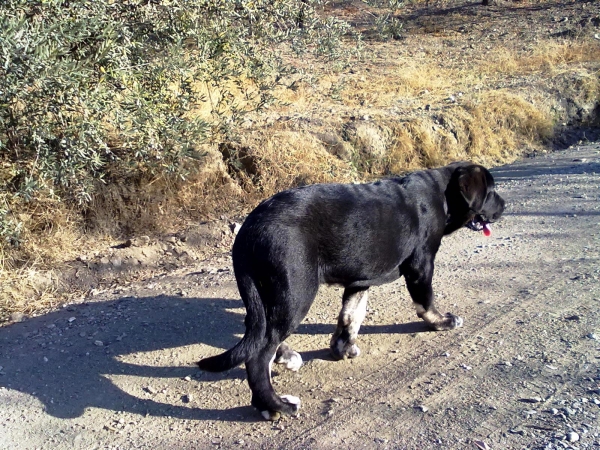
xmin=350 ymin=344 xmax=361 ymax=358
xmin=280 ymin=395 xmax=301 ymax=406
xmin=285 ymin=352 xmax=303 ymax=371
xmin=335 ymin=341 xmax=360 ymax=359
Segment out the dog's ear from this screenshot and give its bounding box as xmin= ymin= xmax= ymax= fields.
xmin=457 ymin=166 xmax=488 ymax=211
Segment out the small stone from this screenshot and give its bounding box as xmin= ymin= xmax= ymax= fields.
xmin=416 ymin=405 xmax=429 ymax=412
xmin=501 ymin=361 xmax=513 ymax=367
xmin=68 ymin=317 xmax=76 ymax=323
xmin=567 ymin=431 xmax=580 ymax=442
xmin=184 ymin=376 xmax=192 ymax=382
xmin=550 ymin=408 xmax=559 ymax=415
xmin=110 ymin=257 xmax=122 ymax=268
xmin=94 ymin=340 xmax=104 ymax=347
xmin=572 ymin=402 xmax=582 ymax=409
xmin=587 ymin=333 xmax=598 ymax=340
xmin=145 ymin=386 xmax=157 ymax=395
xmin=10 ymin=312 xmax=26 ymax=323
xmin=460 ymin=364 xmax=472 ymax=370
xmin=593 ymin=398 xmax=600 ymax=405
xmin=473 ymin=441 xmax=491 ymax=450
xmin=100 ymin=257 xmax=110 ymax=265
xmin=166 ymin=236 xmax=177 ymax=244
xmin=182 ymin=394 xmax=192 ymax=403
xmin=520 ymin=397 xmax=543 ymax=403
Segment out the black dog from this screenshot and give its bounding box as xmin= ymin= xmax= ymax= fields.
xmin=198 ymin=162 xmax=505 ymax=420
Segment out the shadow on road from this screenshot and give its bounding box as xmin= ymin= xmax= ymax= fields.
xmin=0 ymin=294 xmax=428 ymax=422
xmin=0 ymin=295 xmax=260 ymax=422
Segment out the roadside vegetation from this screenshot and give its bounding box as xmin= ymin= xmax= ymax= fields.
xmin=1 ymin=0 xmax=599 ymax=319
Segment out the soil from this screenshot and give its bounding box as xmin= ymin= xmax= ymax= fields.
xmin=2 ymin=1 xmax=600 ymax=449
xmin=2 ymin=143 xmax=600 ymax=450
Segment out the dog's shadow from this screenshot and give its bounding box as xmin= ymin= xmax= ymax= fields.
xmin=0 ymin=295 xmax=429 ymax=422
xmin=0 ymin=295 xmax=257 ymax=422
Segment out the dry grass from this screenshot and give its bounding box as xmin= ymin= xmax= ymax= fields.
xmin=224 ymin=130 xmax=357 ymax=195
xmin=482 ymin=40 xmax=600 ymax=77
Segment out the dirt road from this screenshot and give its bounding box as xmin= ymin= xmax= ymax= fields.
xmin=2 ymin=144 xmax=600 ymax=450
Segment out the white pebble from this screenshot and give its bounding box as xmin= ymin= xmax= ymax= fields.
xmin=567 ymin=431 xmax=579 ymax=442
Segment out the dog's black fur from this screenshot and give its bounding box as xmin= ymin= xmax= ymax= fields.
xmin=198 ymin=162 xmax=505 ymax=420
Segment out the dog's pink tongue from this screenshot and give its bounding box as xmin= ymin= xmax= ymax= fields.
xmin=483 ymin=223 xmax=491 ymax=237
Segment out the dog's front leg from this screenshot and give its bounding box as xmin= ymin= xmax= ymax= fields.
xmin=330 ymin=287 xmax=369 ymax=360
xmin=403 ymin=258 xmax=463 ymax=331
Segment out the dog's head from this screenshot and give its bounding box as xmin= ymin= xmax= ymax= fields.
xmin=445 ymin=163 xmax=505 ymax=235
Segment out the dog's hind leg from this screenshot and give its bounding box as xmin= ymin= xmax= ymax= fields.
xmin=246 ymin=268 xmax=318 ymax=420
xmin=274 ymin=342 xmax=303 ymax=372
xmin=246 ymin=341 xmax=301 ymax=421
xmin=403 ymin=255 xmax=463 ymax=331
xmin=330 ymin=287 xmax=369 ymax=360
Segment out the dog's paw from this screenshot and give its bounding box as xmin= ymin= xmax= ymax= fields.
xmin=275 ymin=349 xmax=303 ymax=372
xmin=330 ymin=339 xmax=361 ymax=361
xmin=433 ymin=313 xmax=463 ymax=331
xmin=260 ymin=395 xmax=301 ymax=421
xmin=281 ymin=395 xmax=301 ymax=407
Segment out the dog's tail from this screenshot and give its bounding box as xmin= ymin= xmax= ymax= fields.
xmin=197 ymin=274 xmax=266 ymax=372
